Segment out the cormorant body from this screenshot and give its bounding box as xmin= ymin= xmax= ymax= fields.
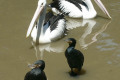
xmin=65 ymin=38 xmax=84 ymax=76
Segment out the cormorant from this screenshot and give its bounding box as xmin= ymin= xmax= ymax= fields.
xmin=24 ymin=60 xmax=47 ymax=80
xmin=65 ymin=38 xmax=84 ymax=76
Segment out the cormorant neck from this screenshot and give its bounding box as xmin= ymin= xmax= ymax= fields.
xmin=31 ymin=68 xmax=41 ymax=75
xmin=40 ymin=66 xmax=44 ymax=71
xmin=39 ymin=62 xmax=45 ymax=71
xmin=68 ymin=43 xmax=76 ymax=48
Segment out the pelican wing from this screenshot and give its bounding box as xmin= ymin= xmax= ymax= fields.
xmin=49 ymin=14 xmax=65 ymax=31
xmin=42 ymin=12 xmax=55 ymax=33
xmin=66 ymin=0 xmax=82 ymax=11
xmin=44 ymin=11 xmax=54 ymax=25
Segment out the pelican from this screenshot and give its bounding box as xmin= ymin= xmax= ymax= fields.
xmin=49 ymin=0 xmax=111 ymax=19
xmin=26 ymin=0 xmax=66 ymax=43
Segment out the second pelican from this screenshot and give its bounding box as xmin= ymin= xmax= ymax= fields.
xmin=49 ymin=0 xmax=111 ymax=19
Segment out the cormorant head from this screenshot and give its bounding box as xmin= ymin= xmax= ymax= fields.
xmin=28 ymin=60 xmax=45 ymax=70
xmin=65 ymin=38 xmax=76 ymax=47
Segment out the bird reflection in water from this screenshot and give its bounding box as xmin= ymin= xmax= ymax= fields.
xmin=79 ymin=20 xmax=111 ymax=49
xmin=29 ymin=18 xmax=111 ymax=59
xmin=65 ymin=17 xmax=111 ymax=50
xmin=31 ymin=40 xmax=66 ymax=60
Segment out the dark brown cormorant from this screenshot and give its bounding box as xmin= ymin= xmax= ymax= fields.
xmin=65 ymin=38 xmax=84 ymax=76
xmin=24 ymin=60 xmax=47 ymax=80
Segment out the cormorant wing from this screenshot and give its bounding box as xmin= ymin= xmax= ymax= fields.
xmin=70 ymin=49 xmax=84 ymax=67
xmin=24 ymin=72 xmax=37 ymax=80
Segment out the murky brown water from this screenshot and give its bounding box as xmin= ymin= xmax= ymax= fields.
xmin=0 ymin=0 xmax=120 ymax=80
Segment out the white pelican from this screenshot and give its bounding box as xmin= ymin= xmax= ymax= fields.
xmin=49 ymin=0 xmax=111 ymax=19
xmin=26 ymin=0 xmax=66 ymax=43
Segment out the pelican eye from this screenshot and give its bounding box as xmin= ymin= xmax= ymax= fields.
xmin=40 ymin=3 xmax=44 ymax=7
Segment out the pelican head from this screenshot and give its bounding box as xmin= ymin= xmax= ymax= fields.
xmin=26 ymin=0 xmax=47 ymax=38
xmin=94 ymin=0 xmax=111 ymax=18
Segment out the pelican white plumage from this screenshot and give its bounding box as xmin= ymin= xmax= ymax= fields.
xmin=26 ymin=0 xmax=66 ymax=43
xmin=49 ymin=0 xmax=111 ymax=19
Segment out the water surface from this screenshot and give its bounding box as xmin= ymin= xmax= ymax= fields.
xmin=0 ymin=0 xmax=120 ymax=80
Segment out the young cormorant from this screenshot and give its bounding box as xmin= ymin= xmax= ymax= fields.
xmin=24 ymin=60 xmax=47 ymax=80
xmin=65 ymin=38 xmax=84 ymax=76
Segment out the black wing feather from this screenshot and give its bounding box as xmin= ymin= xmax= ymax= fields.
xmin=49 ymin=0 xmax=61 ymax=11
xmin=50 ymin=0 xmax=88 ymax=12
xmin=49 ymin=14 xmax=65 ymax=31
xmin=49 ymin=0 xmax=70 ymax=15
xmin=66 ymin=0 xmax=89 ymax=11
xmin=43 ymin=12 xmax=65 ymax=33
xmin=44 ymin=11 xmax=54 ymax=25
xmin=66 ymin=0 xmax=82 ymax=11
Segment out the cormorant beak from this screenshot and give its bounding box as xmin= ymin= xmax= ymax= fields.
xmin=26 ymin=3 xmax=44 ymax=38
xmin=94 ymin=0 xmax=111 ymax=19
xmin=28 ymin=64 xmax=41 ymax=69
xmin=65 ymin=39 xmax=72 ymax=44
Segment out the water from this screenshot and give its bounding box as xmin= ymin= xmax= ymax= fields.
xmin=0 ymin=0 xmax=120 ymax=80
